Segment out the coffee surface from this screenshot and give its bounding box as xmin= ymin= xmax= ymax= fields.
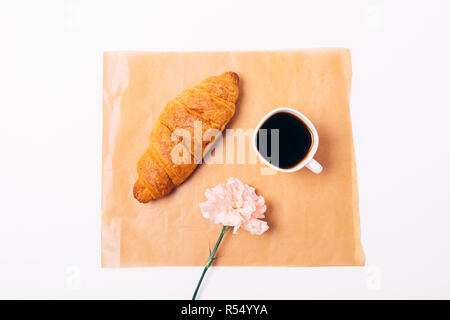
xmin=256 ymin=112 xmax=312 ymax=169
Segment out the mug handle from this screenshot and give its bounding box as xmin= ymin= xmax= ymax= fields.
xmin=306 ymin=159 xmax=323 ymax=174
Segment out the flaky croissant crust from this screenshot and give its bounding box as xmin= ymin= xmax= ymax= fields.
xmin=133 ymin=72 xmax=239 ymax=203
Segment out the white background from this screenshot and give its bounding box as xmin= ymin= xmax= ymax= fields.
xmin=0 ymin=0 xmax=449 ymax=299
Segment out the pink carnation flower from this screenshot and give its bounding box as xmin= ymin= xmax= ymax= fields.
xmin=199 ymin=177 xmax=268 ymax=235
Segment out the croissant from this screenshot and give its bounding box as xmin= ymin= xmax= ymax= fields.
xmin=133 ymin=71 xmax=239 ymax=203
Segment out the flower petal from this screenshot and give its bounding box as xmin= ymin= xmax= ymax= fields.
xmin=200 ymin=178 xmax=269 ymax=235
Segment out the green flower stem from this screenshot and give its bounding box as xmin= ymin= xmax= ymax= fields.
xmin=192 ymin=225 xmax=231 ymax=300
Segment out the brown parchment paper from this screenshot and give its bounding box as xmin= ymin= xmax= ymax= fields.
xmin=101 ymin=49 xmax=365 ymax=267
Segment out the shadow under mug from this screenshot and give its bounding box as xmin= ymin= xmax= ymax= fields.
xmin=252 ymin=107 xmax=323 ymax=174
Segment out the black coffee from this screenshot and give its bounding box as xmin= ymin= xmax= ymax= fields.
xmin=256 ymin=112 xmax=313 ymax=169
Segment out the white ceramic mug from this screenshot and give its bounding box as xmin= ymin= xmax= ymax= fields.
xmin=252 ymin=107 xmax=323 ymax=174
